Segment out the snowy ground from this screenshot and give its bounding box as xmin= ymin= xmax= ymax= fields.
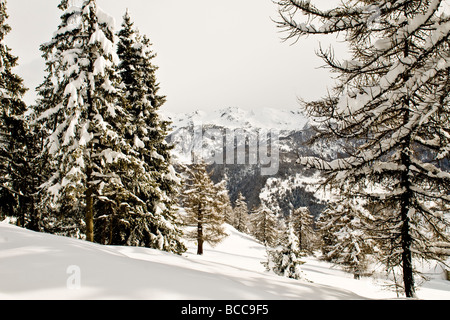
xmin=0 ymin=221 xmax=449 ymax=300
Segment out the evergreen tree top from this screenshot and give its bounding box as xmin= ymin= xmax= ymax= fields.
xmin=117 ymin=10 xmax=165 ymax=111
xmin=234 ymin=193 xmax=248 ymax=210
xmin=58 ymin=0 xmax=69 ymax=11
xmin=0 ymin=0 xmax=27 ymax=107
xmin=0 ymin=1 xmax=11 ymax=41
xmin=120 ymin=9 xmax=134 ymax=33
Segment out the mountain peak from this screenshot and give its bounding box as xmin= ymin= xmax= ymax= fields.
xmin=163 ymin=106 xmax=309 ymax=131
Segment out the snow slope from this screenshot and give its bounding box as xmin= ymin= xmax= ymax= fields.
xmin=0 ymin=222 xmax=449 ymax=300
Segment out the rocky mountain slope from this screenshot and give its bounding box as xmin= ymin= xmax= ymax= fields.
xmin=163 ymin=107 xmax=334 ymax=218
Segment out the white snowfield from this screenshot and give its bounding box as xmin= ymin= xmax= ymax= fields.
xmin=0 ymin=222 xmax=449 ymax=300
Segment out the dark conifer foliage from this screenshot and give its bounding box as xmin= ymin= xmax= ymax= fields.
xmin=31 ymin=1 xmax=186 ymax=254
xmin=115 ymin=11 xmax=185 ymax=253
xmin=0 ymin=0 xmax=34 ymax=228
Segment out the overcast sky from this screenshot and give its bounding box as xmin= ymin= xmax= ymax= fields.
xmin=6 ymin=0 xmax=343 ymax=114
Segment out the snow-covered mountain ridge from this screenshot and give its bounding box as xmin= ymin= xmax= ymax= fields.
xmin=161 ymin=106 xmax=332 ymax=215
xmin=162 ymin=106 xmax=341 ymax=167
xmin=163 ymin=106 xmax=309 ymax=132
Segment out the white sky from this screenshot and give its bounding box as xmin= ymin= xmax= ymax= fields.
xmin=6 ymin=0 xmax=344 ymax=114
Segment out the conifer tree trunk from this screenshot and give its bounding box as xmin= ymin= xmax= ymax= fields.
xmin=298 ymin=223 xmax=303 ymax=252
xmin=197 ymin=206 xmax=204 ymax=255
xmin=400 ymin=189 xmax=414 ymax=297
xmin=400 ymin=37 xmax=415 ymax=298
xmin=399 ymin=145 xmax=414 ymax=296
xmin=85 ymin=167 xmax=94 ymax=243
xmin=400 ymin=145 xmax=415 ymax=297
xmin=85 ymin=65 xmax=94 ymax=243
xmin=400 ymin=137 xmax=415 ymax=297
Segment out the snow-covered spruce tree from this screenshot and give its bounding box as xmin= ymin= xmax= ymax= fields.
xmin=290 ymin=207 xmax=317 ymax=254
xmin=233 ymin=192 xmax=250 ymax=234
xmin=182 ymin=161 xmax=227 ymax=255
xmin=0 ymin=0 xmax=34 ymax=226
xmin=277 ymin=0 xmax=450 ymax=297
xmin=263 ymin=221 xmax=305 ymax=280
xmin=317 ymin=198 xmax=376 ymax=279
xmin=251 ymin=204 xmax=278 ymax=247
xmin=112 ymin=11 xmax=185 ymax=252
xmin=34 ymin=0 xmax=142 ymax=243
